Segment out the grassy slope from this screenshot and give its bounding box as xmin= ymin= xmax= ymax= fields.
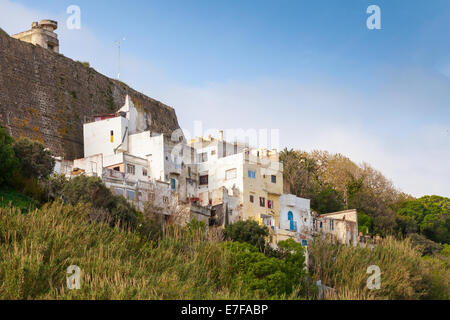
xmin=308 ymin=237 xmax=450 ymax=300
xmin=0 ymin=202 xmax=257 ymax=300
xmin=0 ymin=187 xmax=38 ymax=212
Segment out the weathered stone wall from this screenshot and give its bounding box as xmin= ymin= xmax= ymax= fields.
xmin=0 ymin=28 xmax=180 ymax=160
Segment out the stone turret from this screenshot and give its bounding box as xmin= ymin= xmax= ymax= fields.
xmin=12 ymin=20 xmax=59 ymax=53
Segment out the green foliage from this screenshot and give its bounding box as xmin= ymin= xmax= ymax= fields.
xmin=311 ymin=186 xmax=344 ymax=214
xmin=13 ymin=138 xmax=55 ymax=180
xmin=223 ymin=220 xmax=269 ymax=251
xmin=223 ymin=241 xmax=308 ymax=298
xmin=186 ymin=218 xmax=207 ymax=234
xmin=0 ymin=203 xmax=257 ymax=299
xmin=277 ymin=239 xmax=308 ymax=289
xmin=358 ymin=211 xmax=373 ymax=235
xmin=0 ymin=186 xmax=39 ymax=212
xmin=408 ymin=233 xmax=443 ymax=257
xmin=396 ymin=196 xmax=450 ymax=244
xmin=41 ymin=174 xmax=68 ymax=202
xmin=77 ymin=61 xmax=90 ymax=68
xmin=442 ymin=244 xmax=450 ymax=258
xmin=0 ymin=127 xmax=19 ymax=186
xmin=62 ymin=175 xmax=138 ymax=229
xmin=309 ymin=236 xmax=450 ymax=300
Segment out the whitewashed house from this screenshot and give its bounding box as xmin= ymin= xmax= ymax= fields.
xmin=277 ymin=194 xmax=314 ymax=246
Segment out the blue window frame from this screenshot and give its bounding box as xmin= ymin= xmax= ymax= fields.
xmin=248 ymin=170 xmax=256 ymax=179
xmin=170 ymin=178 xmax=176 ymax=190
xmin=301 ymin=239 xmax=308 ymax=247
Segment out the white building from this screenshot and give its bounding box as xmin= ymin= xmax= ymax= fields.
xmin=278 ymin=194 xmax=314 ymax=246
xmin=70 ymin=95 xmax=207 ymax=223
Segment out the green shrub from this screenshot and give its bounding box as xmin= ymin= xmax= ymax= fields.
xmin=223 ymin=220 xmax=269 ymax=251
xmin=0 ymin=127 xmax=19 ymax=187
xmin=13 ymin=138 xmax=55 ymax=180
xmin=0 ymin=203 xmax=267 ymax=299
xmin=62 ymin=175 xmax=138 ymax=229
xmin=0 ymin=186 xmax=39 ymax=212
xmin=308 ymin=236 xmax=450 ymax=300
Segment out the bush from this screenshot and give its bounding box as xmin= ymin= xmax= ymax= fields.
xmin=13 ymin=138 xmax=55 ymax=180
xmin=223 ymin=220 xmax=269 ymax=251
xmin=308 ymin=236 xmax=450 ymax=300
xmin=62 ymin=175 xmax=138 ymax=229
xmin=0 ymin=186 xmax=39 ymax=212
xmin=0 ymin=202 xmax=276 ymax=299
xmin=222 ymin=240 xmax=311 ymax=298
xmin=41 ymin=174 xmax=68 ymax=202
xmin=0 ymin=127 xmax=19 ymax=186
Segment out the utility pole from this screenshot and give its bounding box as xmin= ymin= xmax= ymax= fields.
xmin=116 ymin=37 xmax=126 ymax=80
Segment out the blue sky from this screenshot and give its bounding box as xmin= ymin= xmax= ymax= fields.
xmin=1 ymin=0 xmax=450 ymax=197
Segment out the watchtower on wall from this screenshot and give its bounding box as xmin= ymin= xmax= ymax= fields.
xmin=12 ymin=20 xmax=59 ymax=53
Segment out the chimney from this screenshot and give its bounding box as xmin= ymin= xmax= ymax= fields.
xmin=218 ymin=130 xmax=224 ymax=141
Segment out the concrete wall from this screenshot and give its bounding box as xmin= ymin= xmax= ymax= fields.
xmin=84 ymin=116 xmax=128 ymax=158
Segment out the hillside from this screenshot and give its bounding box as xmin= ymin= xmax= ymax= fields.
xmin=1 ymin=201 xmax=448 ymax=300
xmin=0 ymin=28 xmax=180 ymax=160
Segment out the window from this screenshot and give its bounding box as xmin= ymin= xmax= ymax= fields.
xmin=143 ymin=168 xmax=148 ymax=176
xmin=268 ymin=200 xmax=273 ymax=209
xmin=330 ymin=220 xmax=334 ymax=231
xmin=127 ymin=164 xmax=135 ymax=175
xmin=110 ymin=130 xmax=114 ymax=143
xmin=234 ymin=144 xmax=238 ymax=154
xmin=301 ymin=239 xmax=308 ymax=247
xmin=320 ymin=221 xmax=323 ymax=229
xmin=200 ymin=152 xmax=208 ymax=163
xmin=199 ymin=175 xmax=209 ymax=186
xmin=288 ymin=211 xmax=294 ymax=221
xmin=259 ymin=197 xmax=265 ymax=207
xmin=271 ymin=175 xmax=277 ymax=183
xmin=149 ymin=192 xmax=155 ymax=201
xmin=113 ymin=166 xmax=120 ymax=172
xmin=163 ymin=196 xmax=169 ymax=204
xmin=127 ymin=190 xmax=135 ymax=201
xmin=226 ymin=168 xmax=237 ymax=180
xmin=170 ymin=178 xmax=176 ymax=190
xmin=248 ymin=170 xmax=256 ymax=179
xmin=188 ymin=167 xmax=191 ymax=178
xmin=211 ymin=149 xmax=216 ymax=156
xmin=114 ymin=188 xmax=123 ymax=196
xmin=250 ymin=195 xmax=254 ymax=203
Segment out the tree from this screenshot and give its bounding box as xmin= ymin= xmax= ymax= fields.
xmin=311 ymin=186 xmax=345 ymax=214
xmin=396 ymin=195 xmax=450 ymax=244
xmin=223 ymin=220 xmax=269 ymax=252
xmin=62 ymin=175 xmax=138 ymax=229
xmin=357 ymin=211 xmax=373 ymax=235
xmin=41 ymin=174 xmax=68 ymax=202
xmin=13 ymin=138 xmax=55 ymax=180
xmin=0 ymin=127 xmax=19 ymax=186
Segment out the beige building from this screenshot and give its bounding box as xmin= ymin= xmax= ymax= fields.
xmin=189 ymin=134 xmax=284 ymax=241
xmin=12 ymin=20 xmax=59 ymax=53
xmin=314 ymin=209 xmax=359 ymax=246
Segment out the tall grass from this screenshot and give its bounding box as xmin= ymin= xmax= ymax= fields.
xmin=0 ymin=202 xmax=256 ymax=300
xmin=308 ymin=237 xmax=450 ymax=300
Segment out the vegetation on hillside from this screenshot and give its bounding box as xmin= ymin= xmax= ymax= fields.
xmin=280 ymin=148 xmax=450 ymax=245
xmin=0 ymin=203 xmax=312 ymax=300
xmin=0 ymin=127 xmax=448 ymax=300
